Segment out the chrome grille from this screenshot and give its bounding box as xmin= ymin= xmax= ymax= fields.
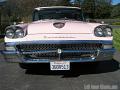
xmin=16 ymin=43 xmax=102 ymax=60
xmin=16 ymin=43 xmax=102 ymax=52
xmin=24 ymin=52 xmax=58 ymax=60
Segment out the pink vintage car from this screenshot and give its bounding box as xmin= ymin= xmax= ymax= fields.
xmin=4 ymin=6 xmax=115 ymax=70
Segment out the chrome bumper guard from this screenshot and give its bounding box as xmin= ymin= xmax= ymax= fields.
xmin=3 ymin=49 xmax=115 ymax=63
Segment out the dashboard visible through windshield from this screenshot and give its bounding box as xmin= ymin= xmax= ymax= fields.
xmin=33 ymin=8 xmax=84 ymax=21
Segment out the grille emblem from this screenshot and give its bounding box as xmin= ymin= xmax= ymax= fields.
xmin=53 ymin=22 xmax=65 ymax=29
xmin=57 ymin=49 xmax=62 ymax=54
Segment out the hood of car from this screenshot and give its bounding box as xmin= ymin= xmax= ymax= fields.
xmin=27 ymin=20 xmax=101 ymax=35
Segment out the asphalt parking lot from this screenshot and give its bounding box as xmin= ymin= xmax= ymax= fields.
xmin=0 ymin=42 xmax=120 ymax=90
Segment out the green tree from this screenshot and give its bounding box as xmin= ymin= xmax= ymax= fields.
xmin=55 ymin=0 xmax=71 ymax=6
xmin=111 ymin=3 xmax=120 ymax=18
xmin=95 ymin=0 xmax=112 ymax=19
xmin=2 ymin=0 xmax=71 ymax=20
xmin=2 ymin=0 xmax=58 ymax=22
xmin=81 ymin=0 xmax=112 ymax=19
xmin=82 ymin=0 xmax=95 ymax=18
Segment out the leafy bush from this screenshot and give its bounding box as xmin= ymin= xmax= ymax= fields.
xmin=0 ymin=38 xmax=4 ymax=43
xmin=112 ymin=22 xmax=120 ymax=25
xmin=113 ymin=29 xmax=120 ymax=50
xmin=111 ymin=4 xmax=120 ymax=18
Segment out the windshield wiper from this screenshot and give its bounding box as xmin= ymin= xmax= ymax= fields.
xmin=59 ymin=18 xmax=82 ymax=21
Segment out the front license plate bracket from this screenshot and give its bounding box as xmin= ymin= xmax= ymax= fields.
xmin=50 ymin=61 xmax=70 ymax=70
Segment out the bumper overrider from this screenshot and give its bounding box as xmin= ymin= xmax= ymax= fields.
xmin=3 ymin=40 xmax=115 ymax=63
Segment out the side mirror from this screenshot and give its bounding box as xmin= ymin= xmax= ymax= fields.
xmin=101 ymin=21 xmax=104 ymax=24
xmin=85 ymin=18 xmax=90 ymax=22
xmin=85 ymin=18 xmax=97 ymax=23
xmin=13 ymin=22 xmax=17 ymax=25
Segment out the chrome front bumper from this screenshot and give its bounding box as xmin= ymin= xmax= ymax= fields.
xmin=3 ymin=40 xmax=116 ymax=63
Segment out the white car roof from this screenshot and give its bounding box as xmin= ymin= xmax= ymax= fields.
xmin=35 ymin=6 xmax=81 ymax=11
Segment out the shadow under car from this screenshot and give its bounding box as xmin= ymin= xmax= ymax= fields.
xmin=25 ymin=60 xmax=120 ymax=78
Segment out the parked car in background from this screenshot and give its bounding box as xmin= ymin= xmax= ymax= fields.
xmin=3 ymin=6 xmax=115 ymax=70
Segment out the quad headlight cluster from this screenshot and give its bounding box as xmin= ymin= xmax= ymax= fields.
xmin=94 ymin=25 xmax=112 ymax=37
xmin=6 ymin=27 xmax=26 ymax=39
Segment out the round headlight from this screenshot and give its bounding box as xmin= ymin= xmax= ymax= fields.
xmin=15 ymin=29 xmax=24 ymax=38
xmin=6 ymin=29 xmax=15 ymax=38
xmin=105 ymin=28 xmax=112 ymax=36
xmin=94 ymin=27 xmax=104 ymax=37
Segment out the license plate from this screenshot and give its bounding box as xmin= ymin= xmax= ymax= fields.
xmin=50 ymin=61 xmax=70 ymax=70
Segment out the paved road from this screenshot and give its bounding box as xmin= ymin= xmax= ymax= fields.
xmin=0 ymin=43 xmax=120 ymax=90
xmin=111 ymin=25 xmax=120 ymax=29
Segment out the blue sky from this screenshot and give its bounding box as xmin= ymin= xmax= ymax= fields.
xmin=112 ymin=0 xmax=120 ymax=5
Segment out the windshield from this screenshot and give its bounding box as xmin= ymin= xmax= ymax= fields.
xmin=33 ymin=8 xmax=84 ymax=21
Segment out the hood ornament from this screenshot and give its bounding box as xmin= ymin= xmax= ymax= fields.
xmin=53 ymin=22 xmax=65 ymax=29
